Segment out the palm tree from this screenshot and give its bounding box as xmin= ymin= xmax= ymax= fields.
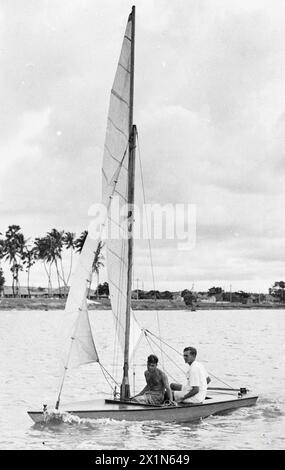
xmin=0 ymin=267 xmax=5 ymax=296
xmin=92 ymin=241 xmax=105 ymax=299
xmin=34 ymin=236 xmax=53 ymax=296
xmin=0 ymin=233 xmax=5 ymax=271
xmin=0 ymin=232 xmax=4 ymax=259
xmin=22 ymin=246 xmax=36 ymax=298
xmin=3 ymin=225 xmax=26 ymax=297
xmin=11 ymin=263 xmax=23 ymax=295
xmin=63 ymin=231 xmax=76 ymax=285
xmin=47 ymin=229 xmax=66 ymax=295
xmin=75 ymin=230 xmax=88 ymax=254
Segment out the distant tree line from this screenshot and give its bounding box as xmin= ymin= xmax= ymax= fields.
xmin=1 ymin=225 xmax=285 ymax=306
xmin=181 ymin=283 xmax=285 ymax=306
xmin=0 ymin=225 xmax=104 ymax=298
xmin=132 ymin=290 xmax=174 ymax=300
xmin=97 ymin=282 xmax=109 ymax=296
xmin=269 ymin=281 xmax=285 ymax=302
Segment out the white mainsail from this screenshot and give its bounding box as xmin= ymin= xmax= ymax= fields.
xmin=102 ymin=11 xmax=141 ymax=354
xmin=60 ymin=10 xmax=140 ymax=388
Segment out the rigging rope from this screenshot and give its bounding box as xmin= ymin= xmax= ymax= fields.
xmin=137 ymin=130 xmax=165 ymax=372
xmin=205 ymin=372 xmax=233 ymax=389
xmin=143 ymin=331 xmax=181 ymax=382
xmin=144 ymin=329 xmax=183 ymax=357
xmin=144 ymin=330 xmax=156 ymax=356
xmin=99 ymin=361 xmax=120 ymax=396
xmin=143 ymin=328 xmax=235 ymax=389
xmin=142 ymin=331 xmax=178 ymax=383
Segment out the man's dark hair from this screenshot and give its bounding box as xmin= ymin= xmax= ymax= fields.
xmin=147 ymin=354 xmax=158 ymax=364
xmin=183 ymin=346 xmax=197 ymax=357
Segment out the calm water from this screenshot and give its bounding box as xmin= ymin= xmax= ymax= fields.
xmin=1 ymin=308 xmax=285 ymax=450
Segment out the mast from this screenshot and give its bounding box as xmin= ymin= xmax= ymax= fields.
xmin=121 ymin=5 xmax=136 ymax=400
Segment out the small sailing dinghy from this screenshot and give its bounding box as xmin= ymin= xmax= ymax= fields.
xmin=28 ymin=6 xmax=258 ymax=424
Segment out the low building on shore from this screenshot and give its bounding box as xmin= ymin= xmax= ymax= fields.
xmin=52 ymin=286 xmax=70 ymax=298
xmin=2 ymin=286 xmax=30 ymax=298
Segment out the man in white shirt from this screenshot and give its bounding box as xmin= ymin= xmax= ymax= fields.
xmin=171 ymin=346 xmax=211 ymax=404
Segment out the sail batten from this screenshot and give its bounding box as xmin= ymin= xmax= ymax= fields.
xmin=108 ymin=117 xmax=129 ymax=139
xmin=111 ymin=89 xmax=130 ymax=106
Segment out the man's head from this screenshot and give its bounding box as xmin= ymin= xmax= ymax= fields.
xmin=183 ymin=346 xmax=197 ymax=365
xmin=147 ymin=354 xmax=158 ymax=372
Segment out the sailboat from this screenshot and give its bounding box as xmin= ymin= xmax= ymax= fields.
xmin=28 ymin=6 xmax=258 ymax=424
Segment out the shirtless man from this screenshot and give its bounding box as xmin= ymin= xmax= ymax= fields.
xmin=131 ymin=354 xmax=172 ymax=405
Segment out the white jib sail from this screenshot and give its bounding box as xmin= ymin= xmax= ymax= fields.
xmin=61 ymin=235 xmax=99 ymax=369
xmin=102 ymin=12 xmax=141 ymax=356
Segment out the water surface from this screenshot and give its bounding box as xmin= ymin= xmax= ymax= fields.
xmin=1 ymin=309 xmax=284 ymax=449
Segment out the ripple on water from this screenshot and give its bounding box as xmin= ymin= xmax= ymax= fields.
xmin=2 ymin=309 xmax=285 ymax=449
xmin=261 ymin=405 xmax=285 ymax=419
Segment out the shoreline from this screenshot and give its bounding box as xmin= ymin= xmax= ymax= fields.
xmin=0 ymin=298 xmax=284 ymax=311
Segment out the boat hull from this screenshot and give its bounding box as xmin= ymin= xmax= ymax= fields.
xmin=28 ymin=393 xmax=258 ymax=424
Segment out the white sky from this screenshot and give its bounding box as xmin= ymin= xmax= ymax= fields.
xmin=1 ymin=0 xmax=285 ymax=293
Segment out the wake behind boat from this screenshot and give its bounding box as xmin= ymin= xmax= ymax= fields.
xmin=28 ymin=6 xmax=258 ymax=425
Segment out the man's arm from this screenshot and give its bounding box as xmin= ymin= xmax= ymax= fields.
xmin=132 ymin=385 xmax=148 ymax=398
xmin=131 ymin=371 xmax=149 ymax=398
xmin=162 ymin=372 xmax=172 ymax=401
xmin=182 ymin=386 xmax=199 ymax=401
xmin=170 ymin=382 xmax=182 ymax=391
